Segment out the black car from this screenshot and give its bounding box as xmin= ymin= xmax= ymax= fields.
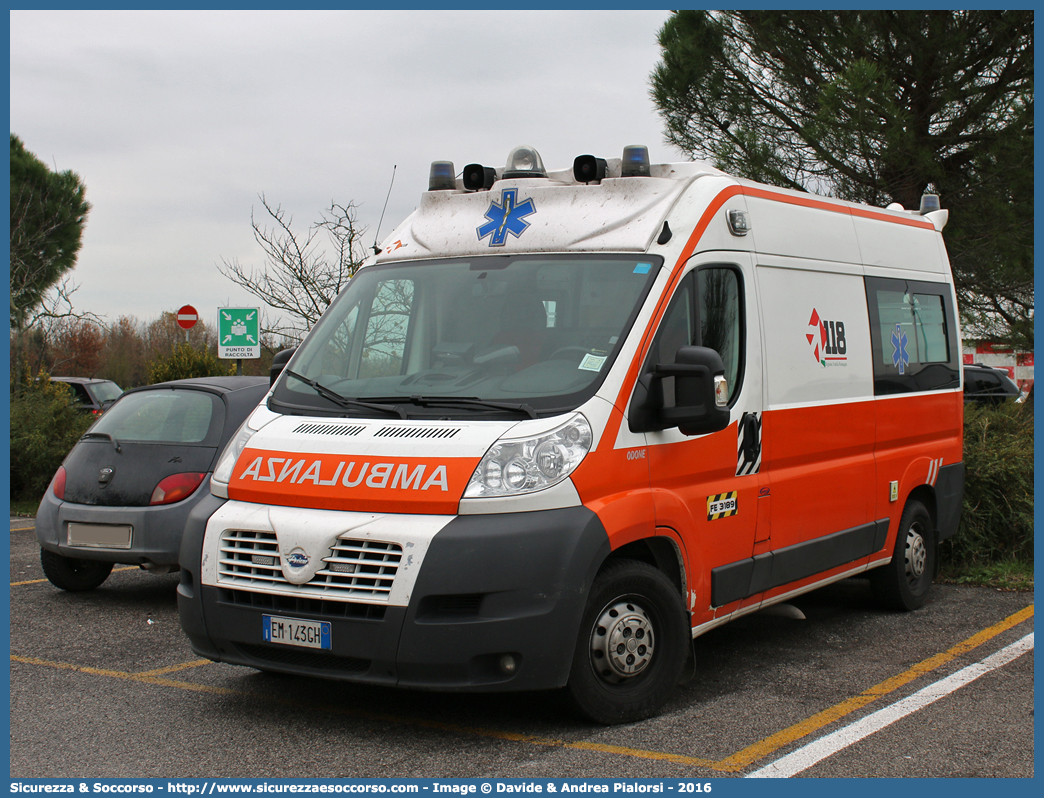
xmin=50 ymin=376 xmax=124 ymax=415
xmin=963 ymin=363 xmax=1022 ymax=404
xmin=36 ymin=376 xmax=270 ymax=591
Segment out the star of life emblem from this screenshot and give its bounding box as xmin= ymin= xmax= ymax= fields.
xmin=477 ymin=188 xmax=536 ymax=247
xmin=891 ymin=323 xmax=910 ymax=374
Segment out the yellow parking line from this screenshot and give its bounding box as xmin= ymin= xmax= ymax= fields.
xmin=10 ymin=604 xmax=1034 ymax=773
xmin=136 ymin=660 xmax=213 ymax=677
xmin=10 ymin=655 xmax=238 ymax=696
xmin=716 ymin=603 xmax=1035 ymax=771
xmin=11 ymin=565 xmax=141 ymax=587
xmin=9 ymin=652 xmax=721 ymax=767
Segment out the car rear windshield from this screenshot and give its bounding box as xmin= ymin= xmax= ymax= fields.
xmin=90 ymin=389 xmax=223 ymax=444
xmin=88 ymin=381 xmax=124 ymax=404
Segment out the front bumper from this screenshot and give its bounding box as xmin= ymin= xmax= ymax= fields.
xmin=178 ymin=501 xmax=610 ymax=691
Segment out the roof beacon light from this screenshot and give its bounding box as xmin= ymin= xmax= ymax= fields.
xmin=463 ymin=163 xmax=497 ymax=191
xmin=502 ymin=146 xmax=547 ymax=179
xmin=621 ymin=145 xmax=651 ymax=177
xmin=919 ymin=194 xmax=941 ymax=215
xmin=428 ymin=161 xmax=456 ymax=191
xmin=573 ymin=154 xmax=607 ymax=183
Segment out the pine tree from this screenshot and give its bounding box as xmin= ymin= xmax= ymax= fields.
xmin=651 ymin=11 xmax=1033 ymax=347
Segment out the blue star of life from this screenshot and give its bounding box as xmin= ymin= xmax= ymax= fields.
xmin=891 ymin=323 xmax=910 ymax=375
xmin=477 ymin=188 xmax=536 ymax=247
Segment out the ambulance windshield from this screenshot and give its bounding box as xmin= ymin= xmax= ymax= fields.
xmin=271 ymin=255 xmax=661 ymax=418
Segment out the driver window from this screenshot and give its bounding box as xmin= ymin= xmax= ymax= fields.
xmin=698 ymin=268 xmax=741 ymax=401
xmin=649 ymin=266 xmax=743 ymax=405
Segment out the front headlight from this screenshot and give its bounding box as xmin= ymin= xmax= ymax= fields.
xmin=464 ymin=413 xmax=592 ymax=498
xmin=211 ymin=414 xmax=264 ymax=498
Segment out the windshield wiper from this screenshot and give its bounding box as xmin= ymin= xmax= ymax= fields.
xmin=82 ymin=431 xmax=121 ymax=453
xmin=285 ymin=370 xmax=407 ymax=419
xmin=368 ymin=395 xmax=538 ymax=419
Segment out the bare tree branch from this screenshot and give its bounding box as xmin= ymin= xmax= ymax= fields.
xmin=218 ymin=195 xmax=367 ymax=341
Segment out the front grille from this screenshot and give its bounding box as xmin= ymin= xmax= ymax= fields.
xmin=236 ymin=643 xmax=370 ymax=673
xmin=217 ymin=529 xmax=403 ymax=602
xmin=217 ymin=587 xmax=386 ymax=620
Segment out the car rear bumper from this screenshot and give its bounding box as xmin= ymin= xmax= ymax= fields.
xmin=35 ymin=484 xmax=209 ymax=567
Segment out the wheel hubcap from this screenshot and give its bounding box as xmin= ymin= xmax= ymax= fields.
xmin=590 ymin=599 xmax=655 ymax=683
xmin=905 ymin=525 xmax=927 ymax=582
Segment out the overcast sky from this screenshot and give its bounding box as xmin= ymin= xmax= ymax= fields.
xmin=10 ymin=9 xmax=681 ymax=332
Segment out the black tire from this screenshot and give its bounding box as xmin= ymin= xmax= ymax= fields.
xmin=40 ymin=548 xmax=114 ymax=592
xmin=567 ymin=559 xmax=689 ymax=724
xmin=870 ymin=499 xmax=936 ymax=611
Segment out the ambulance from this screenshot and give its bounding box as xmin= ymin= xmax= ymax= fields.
xmin=177 ymin=145 xmax=964 ymax=724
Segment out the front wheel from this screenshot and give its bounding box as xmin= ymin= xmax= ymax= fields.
xmin=870 ymin=499 xmax=936 ymax=611
xmin=567 ymin=559 xmax=689 ymax=724
xmin=40 ymin=548 xmax=114 ymax=592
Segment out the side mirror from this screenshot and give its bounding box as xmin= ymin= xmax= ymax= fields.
xmin=270 ymin=347 xmax=297 ymax=385
xmin=629 ymin=345 xmax=730 ymax=435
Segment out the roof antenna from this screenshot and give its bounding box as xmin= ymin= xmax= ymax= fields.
xmin=371 ymin=164 xmax=397 ymax=255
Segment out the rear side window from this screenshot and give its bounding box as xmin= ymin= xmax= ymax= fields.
xmin=865 ymin=276 xmax=960 ymax=395
xmin=91 ymin=390 xmax=224 ymax=445
xmin=87 ymin=381 xmax=123 ymax=404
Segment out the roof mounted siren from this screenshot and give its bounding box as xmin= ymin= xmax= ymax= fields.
xmin=621 ymin=145 xmax=651 ymax=177
xmin=462 ymin=163 xmax=496 ymax=191
xmin=502 ymin=146 xmax=547 ymax=179
xmin=428 ymin=161 xmax=456 ymax=191
xmin=573 ymin=154 xmax=607 ymax=184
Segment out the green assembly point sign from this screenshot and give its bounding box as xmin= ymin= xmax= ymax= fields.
xmin=218 ymin=307 xmax=260 ymax=359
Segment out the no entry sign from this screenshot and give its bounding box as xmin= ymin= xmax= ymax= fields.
xmin=177 ymin=305 xmax=198 ymax=330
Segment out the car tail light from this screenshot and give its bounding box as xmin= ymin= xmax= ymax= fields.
xmin=50 ymin=466 xmax=67 ymax=500
xmin=149 ymin=472 xmax=207 ymax=506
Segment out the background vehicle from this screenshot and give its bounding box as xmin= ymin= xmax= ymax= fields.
xmin=50 ymin=376 xmax=124 ymax=415
xmin=962 ymin=363 xmax=1021 ymax=404
xmin=36 ymin=376 xmax=269 ymax=591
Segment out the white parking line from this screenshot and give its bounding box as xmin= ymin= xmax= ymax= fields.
xmin=747 ymin=632 xmax=1035 ymax=778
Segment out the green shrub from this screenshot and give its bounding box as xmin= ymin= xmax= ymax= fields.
xmin=147 ymin=343 xmax=233 ymax=383
xmin=940 ymin=401 xmax=1034 ymax=567
xmin=9 ymin=371 xmax=94 ymax=502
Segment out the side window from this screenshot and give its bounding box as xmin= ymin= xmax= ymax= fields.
xmin=698 ymin=268 xmax=741 ymax=400
xmin=649 ymin=266 xmax=744 ymax=405
xmin=359 ymin=278 xmax=415 ymax=378
xmin=970 ymin=370 xmax=1002 ymax=394
xmin=865 ymin=276 xmax=960 ymax=395
xmin=651 ymin=276 xmax=696 ymax=368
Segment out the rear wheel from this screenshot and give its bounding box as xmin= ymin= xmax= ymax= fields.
xmin=40 ymin=548 xmax=114 ymax=592
xmin=870 ymin=499 xmax=936 ymax=611
xmin=567 ymin=559 xmax=688 ymax=724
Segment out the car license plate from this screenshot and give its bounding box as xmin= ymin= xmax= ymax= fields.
xmin=67 ymin=523 xmax=132 ymax=549
xmin=262 ymin=615 xmax=331 ymax=650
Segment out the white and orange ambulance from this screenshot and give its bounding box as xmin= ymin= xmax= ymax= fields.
xmin=178 ymin=145 xmax=964 ymax=723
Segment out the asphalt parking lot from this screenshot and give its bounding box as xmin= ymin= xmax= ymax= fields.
xmin=9 ymin=518 xmax=1034 ymax=780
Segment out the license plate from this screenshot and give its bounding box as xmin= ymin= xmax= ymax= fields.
xmin=67 ymin=523 xmax=132 ymax=549
xmin=262 ymin=615 xmax=331 ymax=650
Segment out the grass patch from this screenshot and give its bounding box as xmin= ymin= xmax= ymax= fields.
xmin=9 ymin=498 xmax=40 ymax=517
xmin=938 ymin=560 xmax=1034 ymax=591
